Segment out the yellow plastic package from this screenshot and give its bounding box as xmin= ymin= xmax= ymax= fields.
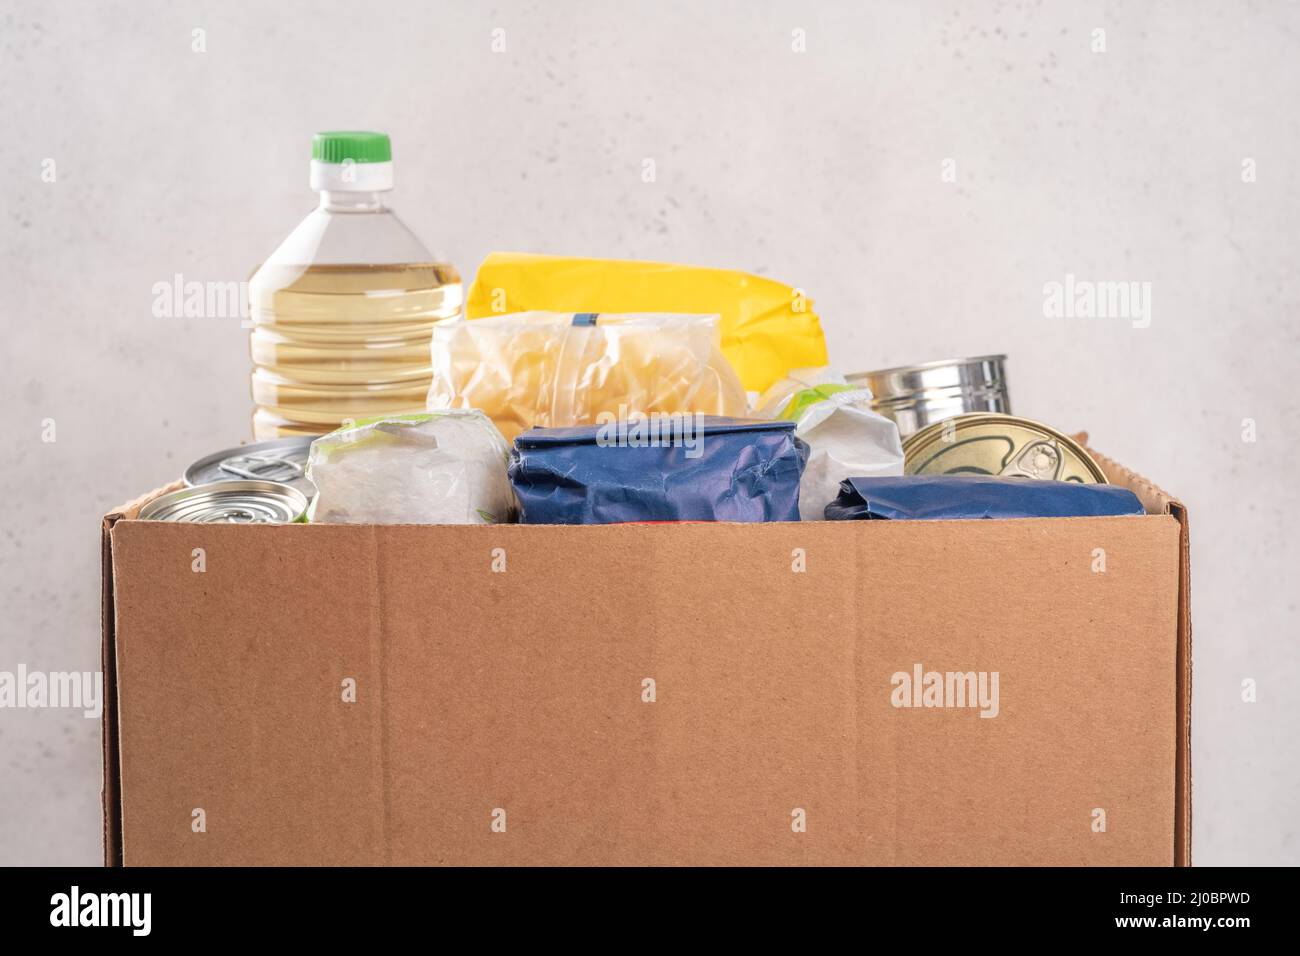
xmin=465 ymin=252 xmax=829 ymax=395
xmin=426 ymin=312 xmax=748 ymax=441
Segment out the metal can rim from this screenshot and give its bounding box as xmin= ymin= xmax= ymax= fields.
xmin=846 ymin=353 xmax=1008 ymax=382
xmin=138 ymin=480 xmax=309 ymax=522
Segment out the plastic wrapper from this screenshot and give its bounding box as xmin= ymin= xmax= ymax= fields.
xmin=508 ymin=416 xmax=809 ymax=524
xmin=306 ymin=410 xmax=514 ymax=524
xmin=426 ymin=311 xmax=748 ymax=441
xmin=464 ymin=252 xmax=829 ymax=394
xmin=824 ymin=475 xmax=1145 ymax=521
xmin=755 ymin=366 xmax=863 ymax=416
xmin=755 ymin=368 xmax=905 ymax=521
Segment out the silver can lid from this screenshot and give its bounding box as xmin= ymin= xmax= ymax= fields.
xmin=185 ymin=437 xmax=313 ymax=486
xmin=185 ymin=437 xmax=315 ymax=498
xmin=138 ymin=480 xmax=309 ymax=523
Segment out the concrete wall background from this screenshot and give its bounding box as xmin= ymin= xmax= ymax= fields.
xmin=1 ymin=0 xmax=1296 ymax=865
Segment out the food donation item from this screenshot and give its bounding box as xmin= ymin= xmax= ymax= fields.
xmin=903 ymin=413 xmax=1106 ymax=483
xmin=305 ymin=411 xmax=514 ymax=525
xmin=138 ymin=480 xmax=309 ymax=523
xmin=508 ymin=416 xmax=808 ymax=524
xmin=824 ymin=474 xmax=1143 ymax=521
xmin=248 ymin=131 xmax=462 ymax=440
xmin=185 ymin=437 xmax=316 ymax=501
xmin=464 ymin=252 xmax=828 ymax=395
xmin=847 ymin=355 xmax=1010 ymax=440
xmin=426 ymin=312 xmax=748 ymax=441
xmin=755 ymin=368 xmax=904 ymax=521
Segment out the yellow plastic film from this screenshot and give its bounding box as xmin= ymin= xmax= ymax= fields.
xmin=465 ymin=252 xmax=829 ymax=395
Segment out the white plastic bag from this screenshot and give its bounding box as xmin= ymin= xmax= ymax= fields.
xmin=306 ymin=410 xmax=515 ymax=524
xmin=755 ymin=369 xmax=905 ymax=521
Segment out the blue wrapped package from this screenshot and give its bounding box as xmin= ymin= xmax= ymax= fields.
xmin=824 ymin=474 xmax=1145 ymax=520
xmin=509 ymin=416 xmax=809 ymax=524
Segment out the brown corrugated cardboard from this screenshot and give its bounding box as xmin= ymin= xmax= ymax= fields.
xmin=101 ymin=448 xmax=1190 ymax=866
xmin=1086 ymin=444 xmax=1193 ymax=867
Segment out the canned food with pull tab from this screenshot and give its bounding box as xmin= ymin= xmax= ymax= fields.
xmin=184 ymin=437 xmax=316 ymax=502
xmin=138 ymin=480 xmax=309 ymax=523
xmin=902 ymin=413 xmax=1106 ymax=484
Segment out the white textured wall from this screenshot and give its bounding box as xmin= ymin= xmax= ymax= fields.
xmin=1 ymin=0 xmax=1296 ymax=865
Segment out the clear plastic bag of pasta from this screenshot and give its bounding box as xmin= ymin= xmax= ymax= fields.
xmin=426 ymin=312 xmax=749 ymax=441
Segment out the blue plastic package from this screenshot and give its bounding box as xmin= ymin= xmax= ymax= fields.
xmin=824 ymin=474 xmax=1145 ymax=520
xmin=509 ymin=416 xmax=809 ymax=524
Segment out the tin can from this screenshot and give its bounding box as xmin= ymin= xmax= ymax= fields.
xmin=138 ymin=480 xmax=309 ymax=523
xmin=902 ymin=413 xmax=1107 ymax=484
xmin=185 ymin=437 xmax=313 ymax=486
xmin=846 ymin=355 xmax=1009 ymax=440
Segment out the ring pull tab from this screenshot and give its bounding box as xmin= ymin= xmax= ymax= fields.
xmin=1000 ymin=439 xmax=1063 ymax=480
xmin=220 ymin=454 xmax=304 ymax=482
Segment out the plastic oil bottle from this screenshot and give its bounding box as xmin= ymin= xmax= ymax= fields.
xmin=248 ymin=131 xmax=461 ymax=439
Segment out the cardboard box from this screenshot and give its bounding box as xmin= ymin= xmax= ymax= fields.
xmin=100 ymin=444 xmax=1191 ymax=866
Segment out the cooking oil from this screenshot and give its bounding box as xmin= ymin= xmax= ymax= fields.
xmin=247 ymin=131 xmax=460 ymax=439
xmin=249 ymin=262 xmax=460 ymax=438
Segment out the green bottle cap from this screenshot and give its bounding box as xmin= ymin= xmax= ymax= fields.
xmin=311 ymin=131 xmax=392 ymax=165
